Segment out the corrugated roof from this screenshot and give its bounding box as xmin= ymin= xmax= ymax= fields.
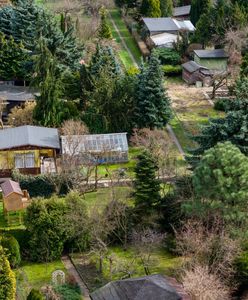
xmin=0 ymin=126 xmax=60 ymax=150
xmin=0 ymin=85 xmax=37 ymax=102
xmin=90 ymin=274 xmax=182 ymax=300
xmin=143 ymin=17 xmax=195 ymax=33
xmin=1 ymin=180 xmax=23 ymax=197
xmin=143 ymin=17 xmax=179 ymax=32
xmin=173 ymin=5 xmax=191 ymax=17
xmin=182 ymin=60 xmax=208 ymax=73
xmin=194 ymin=49 xmax=228 ymax=58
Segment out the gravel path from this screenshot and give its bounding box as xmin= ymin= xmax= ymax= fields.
xmin=62 ymin=255 xmax=90 ymax=300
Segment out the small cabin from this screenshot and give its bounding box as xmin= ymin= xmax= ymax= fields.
xmin=194 ymin=49 xmax=229 ymax=71
xmin=1 ymin=179 xmax=31 ymax=213
xmin=0 ymin=125 xmax=60 ymax=177
xmin=182 ymin=60 xmax=213 ymax=86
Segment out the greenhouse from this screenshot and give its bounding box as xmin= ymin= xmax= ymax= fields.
xmin=61 ymin=133 xmax=129 ymax=164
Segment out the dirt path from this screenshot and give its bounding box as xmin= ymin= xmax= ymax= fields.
xmin=62 ymin=255 xmax=90 ymax=300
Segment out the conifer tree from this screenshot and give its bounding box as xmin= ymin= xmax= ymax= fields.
xmin=89 ymin=45 xmax=121 ymax=77
xmin=33 ymin=39 xmax=64 ymax=127
xmin=240 ymin=53 xmax=248 ymax=78
xmin=140 ymin=0 xmax=161 ymax=17
xmin=160 ymin=0 xmax=173 ymax=17
xmin=98 ymin=8 xmax=112 ymax=39
xmin=0 ymin=246 xmax=16 ymax=300
xmin=135 ymin=52 xmax=171 ymax=129
xmin=0 ymin=32 xmax=29 ymax=80
xmin=190 ymin=0 xmax=212 ymax=25
xmin=190 ymin=90 xmax=248 ymax=162
xmin=134 ymin=150 xmax=161 ymax=213
xmin=0 ymin=0 xmax=82 ymax=70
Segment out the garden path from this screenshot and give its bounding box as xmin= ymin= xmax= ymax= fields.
xmin=62 ymin=255 xmax=91 ymax=300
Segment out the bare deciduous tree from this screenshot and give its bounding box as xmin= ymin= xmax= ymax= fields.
xmin=7 ymin=101 xmax=35 ymax=127
xmin=176 ymin=220 xmax=240 ymax=284
xmin=131 ymin=228 xmax=165 ymax=275
xmin=211 ymin=71 xmax=229 ymax=99
xmin=182 ymin=265 xmax=230 ymax=300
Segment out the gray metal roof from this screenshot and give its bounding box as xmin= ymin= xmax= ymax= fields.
xmin=194 ymin=49 xmax=228 ymax=58
xmin=90 ymin=274 xmax=182 ymax=300
xmin=143 ymin=18 xmax=180 ymax=32
xmin=0 ymin=126 xmax=60 ymax=150
xmin=173 ymin=5 xmax=191 ymax=17
xmin=182 ymin=60 xmax=208 ymax=73
xmin=143 ymin=17 xmax=195 ymax=33
xmin=0 ymin=85 xmax=36 ymax=102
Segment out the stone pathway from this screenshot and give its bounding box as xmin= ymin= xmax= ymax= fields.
xmin=62 ymin=255 xmax=90 ymax=300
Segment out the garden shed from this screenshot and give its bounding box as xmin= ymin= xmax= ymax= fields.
xmin=1 ymin=179 xmax=31 ymax=212
xmin=182 ymin=60 xmax=213 ymax=86
xmin=90 ymin=274 xmax=190 ymax=300
xmin=194 ymin=49 xmax=228 ymax=71
xmin=61 ymin=133 xmax=129 ymax=164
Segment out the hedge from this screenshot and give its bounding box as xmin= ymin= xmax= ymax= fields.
xmin=1 ymin=235 xmax=21 ymax=268
xmin=162 ymin=65 xmax=182 ymax=76
xmin=12 ymin=170 xmax=70 ymax=198
xmin=154 ymin=48 xmax=181 ymax=66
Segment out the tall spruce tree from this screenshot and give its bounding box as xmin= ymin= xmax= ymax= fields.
xmin=190 ymin=0 xmax=212 ymax=25
xmin=190 ymin=90 xmax=248 ymax=163
xmin=134 ymin=150 xmax=161 ymax=213
xmin=33 ymin=39 xmax=64 ymax=127
xmin=0 ymin=0 xmax=82 ymax=70
xmin=98 ymin=8 xmax=112 ymax=39
xmin=135 ymin=52 xmax=171 ymax=129
xmin=140 ymin=0 xmax=161 ymax=17
xmin=0 ymin=246 xmax=16 ymax=300
xmin=0 ymin=32 xmax=29 ymax=80
xmin=160 ymin=0 xmax=173 ymax=17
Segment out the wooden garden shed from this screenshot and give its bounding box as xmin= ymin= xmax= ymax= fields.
xmin=1 ymin=179 xmax=31 ymax=213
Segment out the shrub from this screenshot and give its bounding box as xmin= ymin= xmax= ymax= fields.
xmin=54 ymin=284 xmax=81 ymax=300
xmin=182 ymin=265 xmax=230 ymax=300
xmin=236 ymin=250 xmax=248 ymax=285
xmin=1 ymin=235 xmax=21 ymax=268
xmin=214 ymin=98 xmax=232 ymax=111
xmin=154 ymin=48 xmax=181 ymax=65
xmin=27 ymin=289 xmax=44 ymax=300
xmin=12 ymin=170 xmax=70 ymax=198
xmin=162 ymin=65 xmax=182 ymax=76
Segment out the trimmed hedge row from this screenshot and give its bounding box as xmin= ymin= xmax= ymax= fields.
xmin=162 ymin=65 xmax=182 ymax=76
xmin=12 ymin=170 xmax=69 ymax=198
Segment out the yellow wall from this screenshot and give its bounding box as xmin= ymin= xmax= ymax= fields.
xmin=0 ymin=149 xmax=54 ymax=169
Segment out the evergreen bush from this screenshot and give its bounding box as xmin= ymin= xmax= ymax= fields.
xmin=153 ymin=48 xmax=181 ymax=65
xmin=1 ymin=235 xmax=21 ymax=268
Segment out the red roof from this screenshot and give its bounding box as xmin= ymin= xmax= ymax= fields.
xmin=1 ymin=180 xmax=23 ymax=197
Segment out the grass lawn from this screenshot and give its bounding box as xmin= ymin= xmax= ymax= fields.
xmin=0 ymin=202 xmax=25 ymax=230
xmin=71 ymin=246 xmax=182 ymax=292
xmin=83 ymin=186 xmax=133 ymax=212
xmin=16 ymin=260 xmax=67 ymax=299
xmin=108 ymin=9 xmax=142 ymax=65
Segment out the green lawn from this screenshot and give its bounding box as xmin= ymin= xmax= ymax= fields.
xmin=0 ymin=202 xmax=25 ymax=230
xmin=16 ymin=260 xmax=67 ymax=299
xmin=108 ymin=9 xmax=142 ymax=65
xmin=72 ymin=246 xmax=182 ymax=292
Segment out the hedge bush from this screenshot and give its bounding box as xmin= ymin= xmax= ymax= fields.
xmin=236 ymin=250 xmax=248 ymax=285
xmin=162 ymin=65 xmax=182 ymax=76
xmin=1 ymin=235 xmax=21 ymax=268
xmin=154 ymin=48 xmax=181 ymax=65
xmin=12 ymin=170 xmax=69 ymax=198
xmin=214 ymin=98 xmax=233 ymax=112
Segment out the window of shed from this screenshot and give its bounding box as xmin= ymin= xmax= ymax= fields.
xmin=14 ymin=152 xmax=35 ymax=168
